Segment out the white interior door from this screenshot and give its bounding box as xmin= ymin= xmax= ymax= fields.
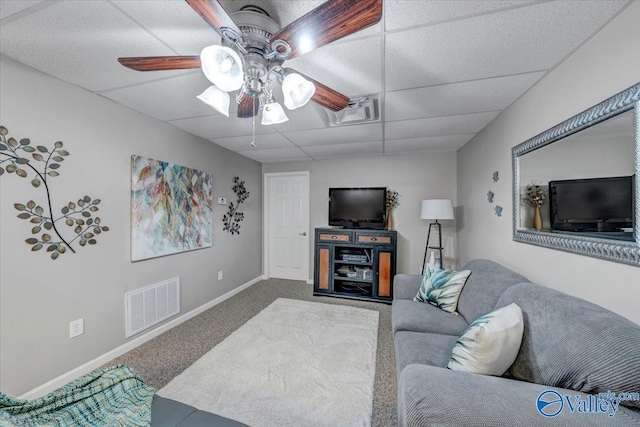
xmin=267 ymin=173 xmax=309 ymax=280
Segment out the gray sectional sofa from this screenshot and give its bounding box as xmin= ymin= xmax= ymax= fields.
xmin=151 ymin=396 xmax=247 ymax=426
xmin=392 ymin=259 xmax=640 ymax=426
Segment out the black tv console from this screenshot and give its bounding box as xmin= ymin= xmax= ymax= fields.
xmin=313 ymin=228 xmax=397 ymax=304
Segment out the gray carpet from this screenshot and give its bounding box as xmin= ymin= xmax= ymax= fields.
xmin=107 ymin=279 xmax=397 ymax=426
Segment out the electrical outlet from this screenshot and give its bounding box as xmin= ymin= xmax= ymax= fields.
xmin=218 ymin=197 xmax=227 ymax=205
xmin=70 ymin=318 xmax=84 ymax=338
xmin=218 ymin=271 xmax=223 ymax=281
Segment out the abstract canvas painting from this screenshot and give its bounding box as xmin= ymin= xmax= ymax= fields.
xmin=131 ymin=155 xmax=213 ymax=261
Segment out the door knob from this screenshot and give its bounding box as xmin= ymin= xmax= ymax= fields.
xmin=299 ymin=232 xmax=307 ymax=236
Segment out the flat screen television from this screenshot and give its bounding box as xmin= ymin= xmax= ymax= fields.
xmin=329 ymin=187 xmax=386 ymax=229
xmin=549 ymin=175 xmax=635 ymax=233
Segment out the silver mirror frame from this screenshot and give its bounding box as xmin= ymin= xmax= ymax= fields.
xmin=512 ymin=83 xmax=640 ymax=266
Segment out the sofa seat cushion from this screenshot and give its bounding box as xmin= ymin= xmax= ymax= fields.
xmin=394 ymin=331 xmax=459 ymax=375
xmin=456 ymin=259 xmax=528 ymax=324
xmin=392 ymin=299 xmax=469 ymax=336
xmin=151 ymin=396 xmax=248 ymax=427
xmin=496 ymin=283 xmax=640 ymax=410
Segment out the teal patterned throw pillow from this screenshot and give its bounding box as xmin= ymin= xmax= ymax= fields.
xmin=413 ymin=265 xmax=471 ymax=314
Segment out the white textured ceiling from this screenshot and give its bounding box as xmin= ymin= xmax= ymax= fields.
xmin=0 ymin=0 xmax=631 ymax=163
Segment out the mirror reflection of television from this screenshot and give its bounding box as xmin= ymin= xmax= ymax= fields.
xmin=329 ymin=187 xmax=386 ymax=229
xmin=549 ymin=175 xmax=634 ymax=233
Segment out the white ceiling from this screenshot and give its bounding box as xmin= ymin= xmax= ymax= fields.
xmin=0 ymin=0 xmax=631 ymax=163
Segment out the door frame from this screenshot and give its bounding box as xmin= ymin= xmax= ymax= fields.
xmin=263 ymin=171 xmax=311 ymax=281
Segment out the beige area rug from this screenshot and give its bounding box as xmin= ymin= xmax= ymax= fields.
xmin=158 ymin=298 xmax=379 ymax=426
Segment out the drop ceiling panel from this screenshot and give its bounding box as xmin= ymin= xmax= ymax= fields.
xmin=303 ymin=141 xmax=383 ymax=159
xmin=385 ymin=134 xmax=475 ymax=153
xmin=283 ymin=123 xmax=383 ymax=147
xmin=0 ymin=0 xmax=45 ymax=20
xmin=384 ymin=0 xmax=533 ymax=32
xmin=385 ymin=72 xmax=544 ymax=122
xmin=240 ymin=147 xmax=312 ymax=163
xmin=385 ymin=111 xmax=501 ymax=140
xmin=286 ymin=36 xmax=382 ymax=96
xmin=100 ymin=72 xmax=224 ymax=121
xmin=385 ymin=1 xmax=627 ymax=91
xmin=170 ymin=114 xmax=276 ymax=139
xmin=112 ymin=0 xmax=221 ymax=55
xmin=213 ymin=133 xmax=295 ymax=152
xmin=0 ymin=1 xmax=187 ymax=92
xmin=271 ymin=103 xmax=327 ymax=132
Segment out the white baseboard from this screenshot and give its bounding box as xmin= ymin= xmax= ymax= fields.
xmin=18 ymin=275 xmax=264 ymax=400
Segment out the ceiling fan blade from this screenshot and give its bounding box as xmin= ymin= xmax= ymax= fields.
xmin=270 ymin=0 xmax=382 ymax=59
xmin=185 ymin=0 xmax=242 ymax=39
xmin=118 ymin=56 xmax=201 ymax=71
xmin=285 ymin=68 xmax=350 ymax=112
xmin=237 ymin=96 xmax=259 ymax=118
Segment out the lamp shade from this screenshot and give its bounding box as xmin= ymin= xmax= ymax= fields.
xmin=200 ymin=45 xmax=244 ymax=92
xmin=282 ymin=73 xmax=315 ymax=110
xmin=261 ymin=102 xmax=289 ymax=125
xmin=197 ymin=85 xmax=230 ymax=117
xmin=420 ymin=199 xmax=454 ymax=220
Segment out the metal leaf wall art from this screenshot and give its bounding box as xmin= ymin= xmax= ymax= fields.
xmin=0 ymin=126 xmax=109 ymax=260
xmin=222 ymin=176 xmax=249 ymax=235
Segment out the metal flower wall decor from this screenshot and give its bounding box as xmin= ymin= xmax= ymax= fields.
xmin=223 ymin=176 xmax=249 ymax=235
xmin=0 ymin=126 xmax=109 ymax=259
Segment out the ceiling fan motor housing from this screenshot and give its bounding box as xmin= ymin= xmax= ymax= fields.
xmin=224 ymin=9 xmax=287 ymax=99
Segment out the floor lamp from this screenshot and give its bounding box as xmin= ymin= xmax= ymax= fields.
xmin=420 ymin=199 xmax=454 ymax=273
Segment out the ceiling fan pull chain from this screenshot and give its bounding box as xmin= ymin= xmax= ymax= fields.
xmin=250 ymin=113 xmax=257 ymax=148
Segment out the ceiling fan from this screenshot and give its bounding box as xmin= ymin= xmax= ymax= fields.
xmin=118 ymin=0 xmax=383 ymax=126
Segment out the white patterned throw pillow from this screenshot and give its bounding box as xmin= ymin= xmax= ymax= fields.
xmin=448 ymin=303 xmax=524 ymax=376
xmin=413 ymin=265 xmax=471 ymax=314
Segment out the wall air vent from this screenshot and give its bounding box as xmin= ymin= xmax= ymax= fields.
xmin=315 ymin=95 xmax=380 ymax=127
xmin=126 ymin=277 xmax=180 ymax=337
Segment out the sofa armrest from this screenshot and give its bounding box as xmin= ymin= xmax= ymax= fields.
xmin=398 ymin=364 xmax=640 ymax=427
xmin=393 ymin=274 xmax=423 ymax=300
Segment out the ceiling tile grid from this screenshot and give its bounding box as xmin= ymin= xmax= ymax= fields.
xmin=385 ymin=0 xmax=628 ymax=91
xmin=385 ymin=72 xmax=546 ymax=122
xmin=0 ymin=0 xmax=188 ymax=92
xmin=213 ymin=132 xmax=295 ymax=152
xmin=384 ymin=0 xmax=535 ymax=32
xmin=385 ymin=111 xmax=501 ymax=141
xmin=169 ymin=114 xmax=276 ymax=140
xmin=303 ymin=141 xmax=383 ymax=159
xmin=100 ymin=71 xmax=228 ymax=122
xmin=0 ymin=0 xmax=44 ymax=20
xmin=112 ymin=0 xmax=222 ymax=55
xmin=240 ymin=147 xmax=312 ymax=163
xmin=0 ymin=0 xmax=631 ymax=162
xmin=283 ymin=123 xmax=383 ymax=148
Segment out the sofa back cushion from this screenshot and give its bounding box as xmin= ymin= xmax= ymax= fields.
xmin=456 ymin=259 xmax=528 ymax=323
xmin=496 ymin=283 xmax=640 ymax=409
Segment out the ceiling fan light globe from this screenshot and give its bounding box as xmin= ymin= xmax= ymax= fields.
xmin=197 ymin=85 xmax=230 ymax=117
xmin=282 ymin=73 xmax=315 ymax=110
xmin=200 ymin=45 xmax=244 ymax=92
xmin=261 ymin=102 xmax=289 ymax=125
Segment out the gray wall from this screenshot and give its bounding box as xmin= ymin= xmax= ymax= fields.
xmin=0 ymin=56 xmax=263 ymax=396
xmin=457 ymin=2 xmax=640 ymax=324
xmin=263 ymin=152 xmax=458 ymax=277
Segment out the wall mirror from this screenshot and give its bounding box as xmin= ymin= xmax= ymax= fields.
xmin=512 ymin=83 xmax=640 ymax=266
